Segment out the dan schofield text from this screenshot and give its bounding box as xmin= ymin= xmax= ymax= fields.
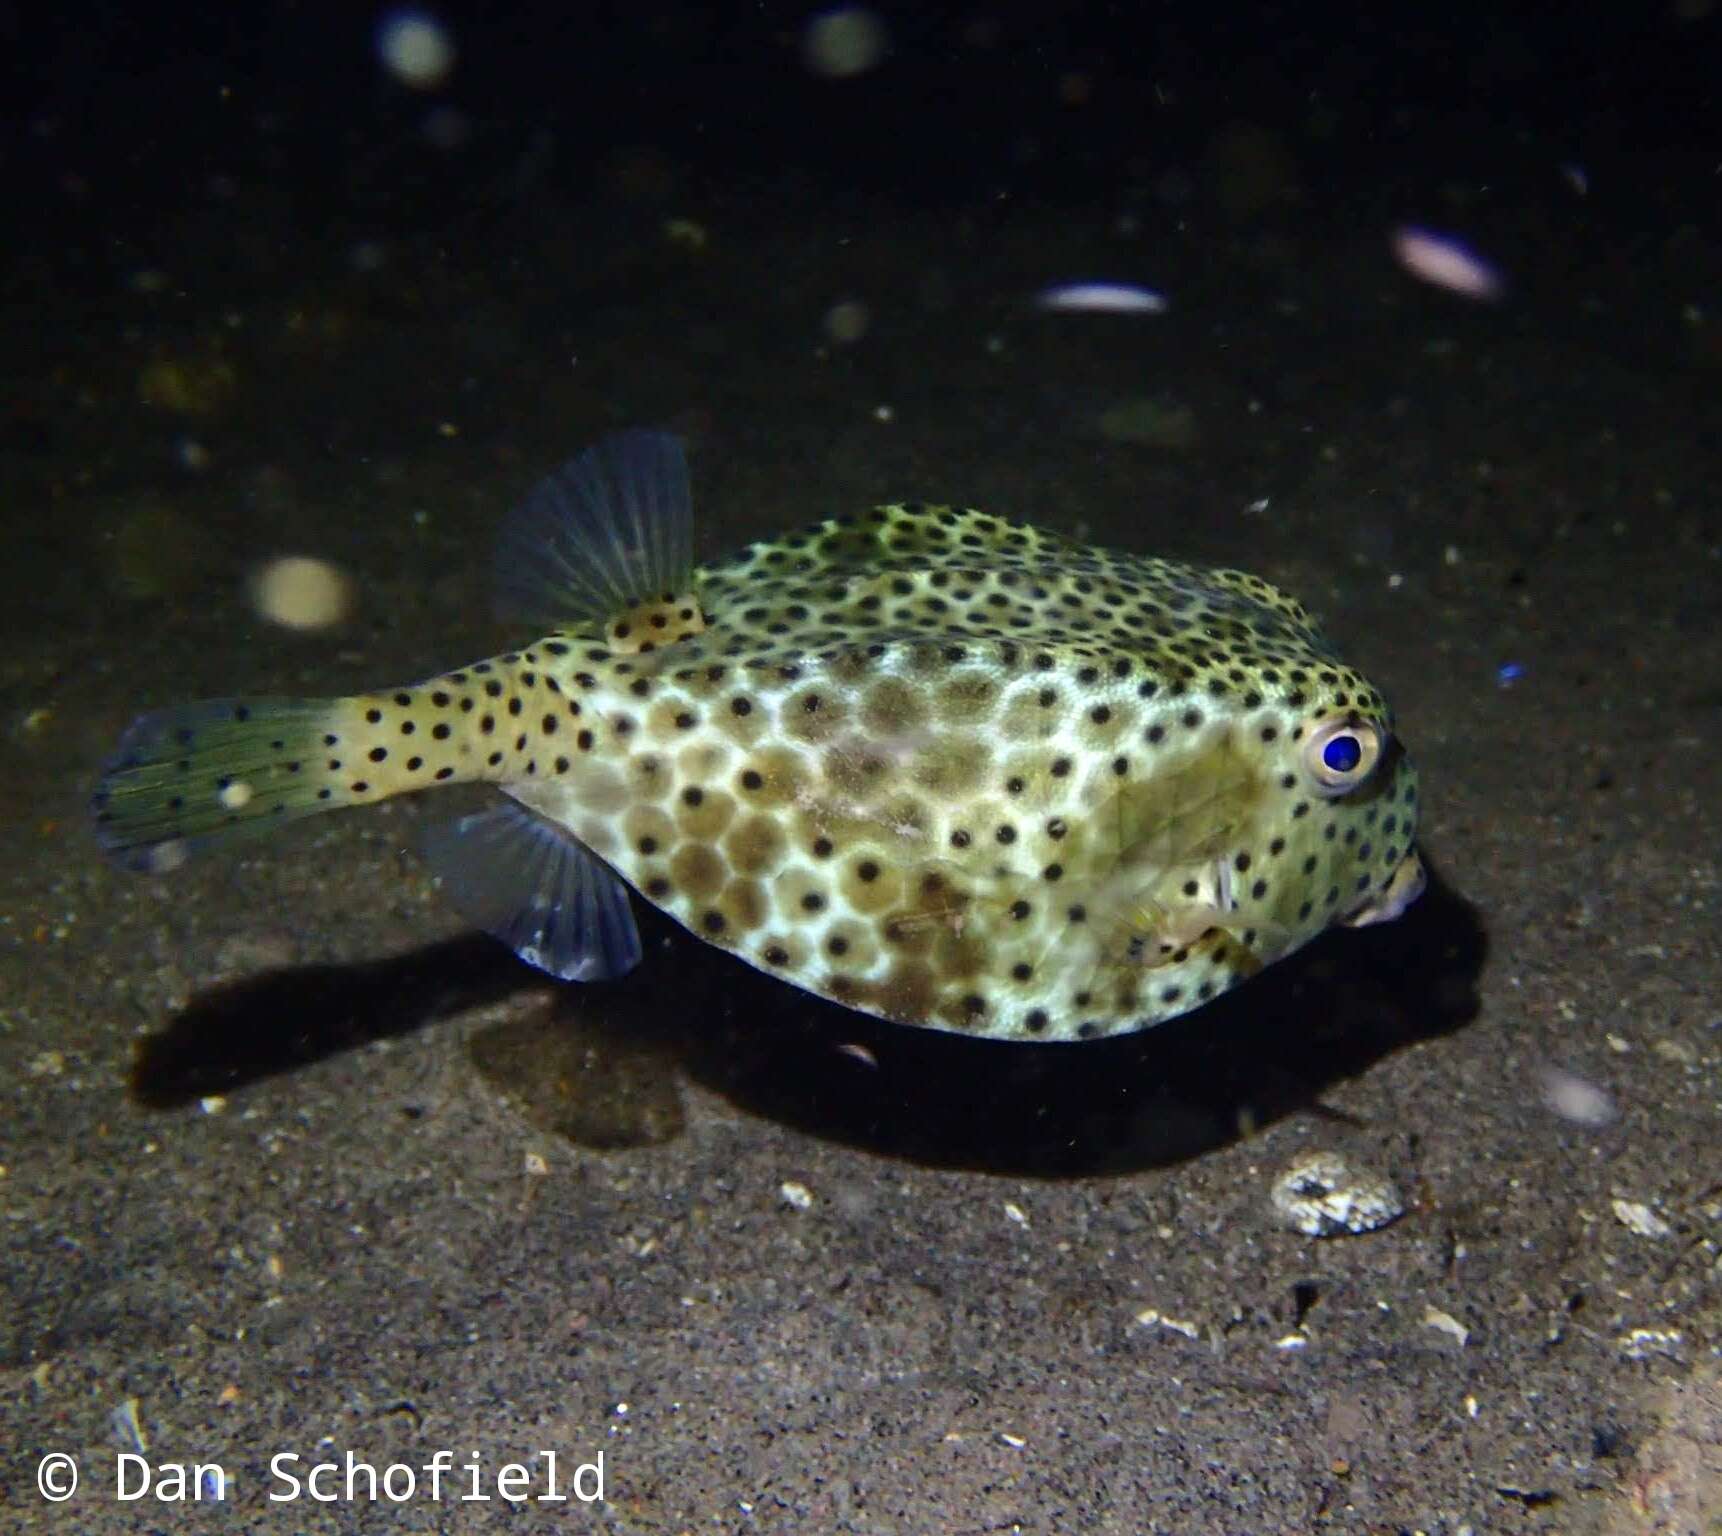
xmin=99 ymin=1447 xmax=604 ymax=1506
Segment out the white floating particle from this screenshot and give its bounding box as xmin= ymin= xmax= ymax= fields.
xmin=1423 ymin=1305 xmax=1469 ymax=1346
xmin=1036 ymin=282 xmax=1168 ymax=314
xmin=1271 ymin=1150 xmax=1404 ymax=1237
xmin=217 ymin=780 xmax=252 ymax=811
xmin=251 ymin=555 xmax=354 ymax=631
xmin=663 ymin=217 xmax=708 ymax=250
xmin=1273 ymin=1332 xmax=1309 ymax=1351
xmin=996 ymin=1431 xmax=1026 ymax=1448
xmin=803 ymin=6 xmax=889 ymax=77
xmin=523 ymin=1151 xmax=549 ymax=1177
xmin=200 ymin=1095 xmax=227 ymax=1115
xmin=779 ymin=1180 xmax=813 ymax=1210
xmin=823 ymin=299 xmax=870 ymax=344
xmin=377 ymin=10 xmax=454 ymax=90
xmin=1611 ymin=1198 xmax=1673 ymax=1239
xmin=1539 ymin=1064 xmax=1617 ymax=1127
xmin=1003 ymin=1202 xmax=1029 ymax=1228
xmin=1390 ymin=225 xmax=1504 ymax=301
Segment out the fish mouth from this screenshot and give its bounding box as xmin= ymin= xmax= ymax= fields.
xmin=1341 ymin=849 xmax=1427 ymax=928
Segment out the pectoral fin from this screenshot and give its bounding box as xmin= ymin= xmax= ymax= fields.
xmin=423 ymin=801 xmax=642 ymax=981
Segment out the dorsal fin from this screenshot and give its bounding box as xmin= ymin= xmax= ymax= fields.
xmin=494 ymin=430 xmax=694 ymax=630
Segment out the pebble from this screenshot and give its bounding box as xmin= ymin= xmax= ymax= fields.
xmin=1271 ymin=1150 xmax=1405 ymax=1237
xmin=1611 ymin=1198 xmax=1674 ymax=1239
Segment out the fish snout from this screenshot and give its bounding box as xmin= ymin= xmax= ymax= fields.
xmin=1341 ymin=849 xmax=1426 ymax=928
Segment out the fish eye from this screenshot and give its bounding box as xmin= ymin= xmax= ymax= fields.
xmin=1323 ymin=735 xmax=1361 ymax=773
xmin=1303 ymin=718 xmax=1383 ymax=796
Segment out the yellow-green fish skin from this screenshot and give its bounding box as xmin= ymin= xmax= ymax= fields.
xmin=94 ymin=491 xmax=1421 ymax=1043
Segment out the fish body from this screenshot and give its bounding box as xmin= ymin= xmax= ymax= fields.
xmin=93 ymin=432 xmax=1423 ymax=1042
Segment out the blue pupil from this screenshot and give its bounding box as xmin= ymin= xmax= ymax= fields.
xmin=1322 ymin=734 xmax=1363 ymax=773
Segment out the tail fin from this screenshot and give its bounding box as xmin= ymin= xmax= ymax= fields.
xmin=92 ymin=698 xmax=348 ymax=873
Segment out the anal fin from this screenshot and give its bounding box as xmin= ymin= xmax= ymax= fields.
xmin=422 ymin=802 xmax=642 ymax=981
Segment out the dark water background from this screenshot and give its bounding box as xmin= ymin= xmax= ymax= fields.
xmin=3 ymin=3 xmax=1720 ymax=1531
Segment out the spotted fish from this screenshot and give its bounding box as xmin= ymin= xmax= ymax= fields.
xmin=92 ymin=431 xmax=1424 ymax=1041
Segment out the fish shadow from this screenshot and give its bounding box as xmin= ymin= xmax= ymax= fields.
xmin=132 ymin=857 xmax=1484 ymax=1177
xmin=129 ymin=933 xmax=528 ymax=1106
xmin=674 ymin=853 xmax=1486 ymax=1174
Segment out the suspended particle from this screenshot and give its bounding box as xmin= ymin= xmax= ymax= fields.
xmin=1390 ymin=225 xmax=1504 ymax=301
xmin=804 ymin=7 xmax=889 ymax=78
xmin=823 ymin=300 xmax=870 ymax=344
xmin=251 ymin=556 xmax=354 ymax=632
xmin=1036 ymin=282 xmax=1168 ymax=314
xmin=1538 ymin=1063 xmax=1616 ymax=1127
xmin=377 ymin=9 xmax=455 ymax=90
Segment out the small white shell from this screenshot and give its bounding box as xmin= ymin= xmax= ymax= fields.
xmin=1271 ymin=1150 xmax=1404 ymax=1237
